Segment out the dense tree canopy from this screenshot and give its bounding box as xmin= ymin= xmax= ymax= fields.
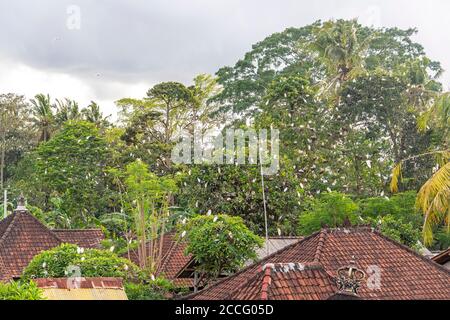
xmin=1 ymin=19 xmax=449 ymax=260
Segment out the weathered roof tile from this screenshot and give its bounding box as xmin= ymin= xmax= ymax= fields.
xmin=188 ymin=227 xmax=450 ymax=300
xmin=0 ymin=210 xmax=104 ymax=281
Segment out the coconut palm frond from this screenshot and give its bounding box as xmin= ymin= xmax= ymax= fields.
xmin=390 ymin=162 xmax=402 ymax=193
xmin=422 ymin=209 xmax=434 ymax=247
xmin=417 ymin=162 xmax=450 ymax=245
xmin=422 ymin=186 xmax=450 ymax=245
xmin=417 ymin=111 xmax=431 ymax=132
xmin=416 ymin=162 xmax=450 ymax=213
xmin=419 ymin=92 xmax=450 ymax=132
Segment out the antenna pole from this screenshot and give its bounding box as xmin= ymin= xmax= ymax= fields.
xmin=3 ymin=189 xmax=7 ymax=219
xmin=260 ymin=161 xmax=269 ymax=256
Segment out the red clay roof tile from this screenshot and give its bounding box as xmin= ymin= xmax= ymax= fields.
xmin=188 ymin=227 xmax=450 ymax=300
xmin=123 ymin=232 xmax=194 ymax=287
xmin=52 ymin=229 xmax=104 ymax=248
xmin=0 ymin=210 xmax=104 ymax=282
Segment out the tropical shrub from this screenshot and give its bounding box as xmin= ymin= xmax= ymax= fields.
xmin=367 ymin=214 xmax=421 ymax=248
xmin=124 ymin=278 xmax=175 ymax=300
xmin=0 ymin=281 xmax=44 ymax=300
xmin=358 ymin=191 xmax=422 ymax=227
xmin=182 ymin=214 xmax=263 ymax=283
xmin=22 ymin=243 xmax=141 ymax=280
xmin=298 ymin=192 xmax=360 ymax=235
xmin=74 ymin=249 xmax=141 ymax=279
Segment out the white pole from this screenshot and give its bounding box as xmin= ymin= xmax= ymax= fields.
xmin=3 ymin=189 xmax=7 ymax=219
xmin=260 ymin=161 xmax=269 ymax=256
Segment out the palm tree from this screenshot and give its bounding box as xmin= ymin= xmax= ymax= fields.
xmin=81 ymin=101 xmax=110 ymax=128
xmin=30 ymin=94 xmax=54 ymax=142
xmin=309 ymin=19 xmax=372 ymax=97
xmin=391 ymin=92 xmax=450 ymax=245
xmin=0 ymin=94 xmax=24 ymax=190
xmin=55 ymin=98 xmax=81 ymax=126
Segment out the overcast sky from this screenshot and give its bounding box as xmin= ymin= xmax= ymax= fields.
xmin=1 ymin=0 xmax=450 ymax=118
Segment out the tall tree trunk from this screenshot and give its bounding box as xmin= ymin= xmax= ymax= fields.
xmin=137 ymin=200 xmax=147 ymax=269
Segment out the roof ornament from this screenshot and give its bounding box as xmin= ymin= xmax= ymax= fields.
xmin=336 ymin=258 xmax=366 ymax=294
xmin=15 ymin=193 xmax=27 ymax=211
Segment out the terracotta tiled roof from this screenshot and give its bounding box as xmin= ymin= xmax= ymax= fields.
xmin=0 ymin=210 xmax=62 ymax=279
xmin=0 ymin=256 xmax=9 ymax=282
xmin=228 ymin=262 xmax=337 ymax=300
xmin=124 ymin=233 xmax=304 ymax=288
xmin=52 ymin=229 xmax=104 ymax=248
xmin=189 ymin=227 xmax=450 ymax=300
xmin=0 ymin=210 xmax=104 ymax=282
xmin=123 ymin=232 xmax=193 ymax=287
xmin=157 ymin=233 xmax=193 ymax=287
xmin=253 ymin=237 xmax=303 ymax=264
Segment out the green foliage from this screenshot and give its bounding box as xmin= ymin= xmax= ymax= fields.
xmin=340 ymin=72 xmax=434 ymax=189
xmin=367 ymin=215 xmax=421 ymax=249
xmin=23 ymin=243 xmax=79 ymax=279
xmin=4 ymin=19 xmax=450 ymax=251
xmin=124 ymin=278 xmax=174 ymax=300
xmin=123 ymin=160 xmax=178 ymax=270
xmin=182 ymin=214 xmax=263 ymax=281
xmin=177 ymin=162 xmax=303 ymax=235
xmin=213 ymin=20 xmax=441 ymax=119
xmin=74 ymin=249 xmax=141 ymax=279
xmin=358 ymin=191 xmax=422 ymax=226
xmin=125 ymin=160 xmax=177 ymax=200
xmin=433 ymin=227 xmax=450 ymax=251
xmin=0 ymin=281 xmax=44 ymax=300
xmin=297 ymin=192 xmax=422 ymax=248
xmin=298 ymin=192 xmax=360 ymax=235
xmin=0 ymin=93 xmax=34 ymax=190
xmin=14 ymin=121 xmax=112 ymax=227
xmin=22 ymin=243 xmax=141 ymax=280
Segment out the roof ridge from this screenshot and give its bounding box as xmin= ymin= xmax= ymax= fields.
xmin=373 ymin=230 xmax=450 ymax=277
xmin=158 ymin=233 xmax=182 ymax=274
xmin=267 ymin=236 xmax=303 ymax=239
xmin=220 ymin=263 xmax=271 ymax=300
xmin=0 ymin=211 xmax=20 ymax=249
xmin=260 ymin=264 xmax=273 ymax=300
xmin=20 ymin=211 xmax=64 ymax=244
xmin=432 ymin=247 xmax=450 ymax=263
xmin=227 ymin=262 xmax=333 ymax=300
xmin=52 ymin=228 xmax=103 ymax=232
xmin=182 ymin=230 xmax=322 ymax=300
xmin=313 ymin=229 xmax=327 ymax=263
xmin=263 ymin=262 xmax=324 ymax=271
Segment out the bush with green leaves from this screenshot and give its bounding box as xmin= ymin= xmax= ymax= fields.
xmin=124 ymin=278 xmax=175 ymax=300
xmin=182 ymin=214 xmax=263 ymax=282
xmin=358 ymin=191 xmax=422 ymax=227
xmin=0 ymin=281 xmax=44 ymax=300
xmin=22 ymin=243 xmax=141 ymax=280
xmin=433 ymin=227 xmax=450 ymax=251
xmin=367 ymin=214 xmax=421 ymax=248
xmin=298 ymin=192 xmax=360 ymax=236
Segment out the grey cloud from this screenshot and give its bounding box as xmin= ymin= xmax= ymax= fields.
xmin=0 ymin=0 xmax=449 ymax=106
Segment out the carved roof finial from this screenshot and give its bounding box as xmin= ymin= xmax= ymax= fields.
xmin=15 ymin=193 xmax=27 ymax=211
xmin=336 ymin=258 xmax=365 ymax=294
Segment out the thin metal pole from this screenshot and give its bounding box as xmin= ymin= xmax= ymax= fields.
xmin=3 ymin=189 xmax=7 ymax=219
xmin=260 ymin=161 xmax=269 ymax=256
